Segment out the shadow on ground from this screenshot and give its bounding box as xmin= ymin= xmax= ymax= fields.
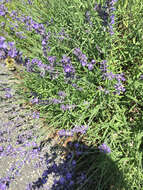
xmin=30 ymin=137 xmax=127 ymax=190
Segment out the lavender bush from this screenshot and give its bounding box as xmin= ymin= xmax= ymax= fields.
xmin=0 ymin=0 xmax=143 ymax=189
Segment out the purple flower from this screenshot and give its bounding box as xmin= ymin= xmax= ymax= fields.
xmin=28 ymin=0 xmax=32 ymax=5
xmin=114 ymin=81 xmax=125 ymax=94
xmin=7 ymin=45 xmax=17 ymax=58
xmin=79 ymin=54 xmax=88 ymax=66
xmin=51 ymin=98 xmax=62 ymax=104
xmin=66 ymin=172 xmax=72 ymax=180
xmin=88 ymin=63 xmax=94 ymax=70
xmin=72 ymin=125 xmax=88 ymax=134
xmin=0 ymin=36 xmax=7 ymax=49
xmin=58 ymin=129 xmax=66 ymax=136
xmin=73 ymin=48 xmax=82 ymax=56
xmin=85 ymin=11 xmax=93 ymax=26
xmin=109 ymin=0 xmax=118 ymax=6
xmin=58 ymin=129 xmax=74 ymax=137
xmin=98 ymin=143 xmax=111 ymax=153
xmin=0 ymin=146 xmax=4 ymax=152
xmin=60 ymin=104 xmax=66 ymax=111
xmin=61 ymin=55 xmax=71 ymax=64
xmin=59 ymin=177 xmax=65 ymax=185
xmin=42 ymin=40 xmax=46 ymax=46
xmin=115 ymin=73 xmax=126 ymax=82
xmin=140 ymin=74 xmax=143 ymax=79
xmin=58 ymin=91 xmax=66 ymax=97
xmin=63 ymin=64 xmax=74 ymax=73
xmin=0 ymin=50 xmax=6 ymax=59
xmin=33 ymin=111 xmax=40 ymax=119
xmin=48 ymin=56 xmax=56 ymax=65
xmin=72 ymin=160 xmax=76 ymax=166
xmin=109 ymin=25 xmax=114 ymax=35
xmin=8 ymin=41 xmax=15 ymax=47
xmin=5 ymin=92 xmax=12 ymax=98
xmin=99 ymin=60 xmax=108 ymax=72
xmin=110 ymin=14 xmax=115 ymax=24
xmin=73 ymin=48 xmax=88 ymax=66
xmin=91 ymin=59 xmax=96 ymax=64
xmin=0 ymin=36 xmax=5 ymax=43
xmin=104 ymin=71 xmax=115 ymax=80
xmin=30 ymin=98 xmax=39 ymax=104
xmin=0 ymin=183 xmax=7 ymax=190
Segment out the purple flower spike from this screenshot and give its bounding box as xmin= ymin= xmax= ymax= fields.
xmin=66 ymin=172 xmax=72 ymax=180
xmin=104 ymin=71 xmax=115 ymax=80
xmin=140 ymin=74 xmax=143 ymax=80
xmin=58 ymin=91 xmax=66 ymax=97
xmin=0 ymin=36 xmax=5 ymax=43
xmin=0 ymin=146 xmax=4 ymax=152
xmin=58 ymin=129 xmax=66 ymax=136
xmin=98 ymin=143 xmax=111 ymax=153
xmin=60 ymin=104 xmax=66 ymax=111
xmin=63 ymin=64 xmax=74 ymax=73
xmin=5 ymin=92 xmax=12 ymax=98
xmin=59 ymin=177 xmax=65 ymax=185
xmin=0 ymin=183 xmax=7 ymax=190
xmin=48 ymin=56 xmax=56 ymax=65
xmin=33 ymin=111 xmax=40 ymax=119
xmin=30 ymin=98 xmax=39 ymax=104
xmin=88 ymin=63 xmax=94 ymax=70
xmin=61 ymin=55 xmax=71 ymax=64
xmin=8 ymin=41 xmax=15 ymax=47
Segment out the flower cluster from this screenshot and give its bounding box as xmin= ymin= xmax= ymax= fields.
xmin=60 ymin=104 xmax=76 ymax=111
xmin=41 ymin=32 xmax=51 ymax=57
xmin=0 ymin=36 xmax=19 ymax=60
xmin=107 ymin=0 xmax=118 ymax=35
xmin=0 ymin=3 xmax=8 ymax=17
xmin=58 ymin=125 xmax=88 ymax=137
xmin=3 ymin=7 xmax=53 ymax=57
xmin=94 ymin=3 xmax=109 ymax=27
xmin=85 ymin=11 xmax=93 ymax=26
xmin=94 ymin=0 xmax=118 ymax=35
xmin=33 ymin=111 xmax=40 ymax=119
xmin=60 ymin=55 xmax=75 ymax=75
xmin=73 ymin=48 xmax=96 ymax=70
xmin=28 ymin=141 xmax=88 ymax=190
xmin=24 ymin=57 xmax=56 ymax=77
xmin=99 ymin=60 xmax=126 ymax=94
xmin=30 ymin=96 xmax=64 ymax=106
xmin=58 ymin=91 xmax=66 ymax=98
xmin=98 ymin=143 xmax=111 ymax=154
xmin=54 ymin=28 xmax=69 ymax=41
xmin=4 ymin=88 xmax=13 ymax=99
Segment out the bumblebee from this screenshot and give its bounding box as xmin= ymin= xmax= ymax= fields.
xmin=5 ymin=56 xmax=16 ymax=71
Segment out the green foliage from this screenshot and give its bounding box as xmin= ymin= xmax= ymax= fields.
xmin=1 ymin=0 xmax=143 ymax=189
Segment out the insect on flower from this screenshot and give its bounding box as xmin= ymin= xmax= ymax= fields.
xmin=5 ymin=56 xmax=16 ymax=71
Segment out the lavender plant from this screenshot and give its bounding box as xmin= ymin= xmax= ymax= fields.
xmin=0 ymin=0 xmax=143 ymax=189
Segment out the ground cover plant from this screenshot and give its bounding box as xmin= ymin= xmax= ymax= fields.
xmin=0 ymin=0 xmax=143 ymax=189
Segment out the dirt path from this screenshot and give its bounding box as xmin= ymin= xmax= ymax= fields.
xmin=0 ymin=62 xmax=63 ymax=190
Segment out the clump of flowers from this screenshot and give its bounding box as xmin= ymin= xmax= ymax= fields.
xmin=85 ymin=11 xmax=93 ymax=26
xmin=58 ymin=125 xmax=88 ymax=137
xmin=33 ymin=111 xmax=40 ymax=119
xmin=98 ymin=143 xmax=111 ymax=154
xmin=28 ymin=141 xmax=88 ymax=190
xmin=73 ymin=48 xmax=96 ymax=71
xmin=5 ymin=88 xmax=13 ymax=99
xmin=94 ymin=0 xmax=118 ymax=35
xmin=99 ymin=60 xmax=126 ymax=95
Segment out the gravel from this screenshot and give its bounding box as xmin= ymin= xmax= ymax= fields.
xmin=0 ymin=62 xmax=64 ymax=190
